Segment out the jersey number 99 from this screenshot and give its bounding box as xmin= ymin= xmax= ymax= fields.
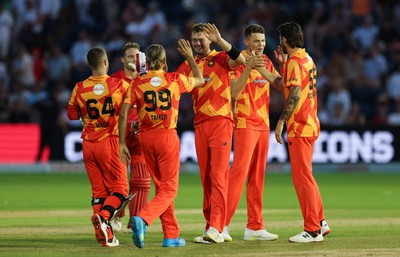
xmin=144 ymin=89 xmax=171 ymax=112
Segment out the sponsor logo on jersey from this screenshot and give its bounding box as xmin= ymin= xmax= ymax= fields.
xmin=150 ymin=76 xmax=162 ymax=87
xmin=93 ymin=84 xmax=105 ymax=95
xmin=254 ymin=78 xmax=268 ymax=84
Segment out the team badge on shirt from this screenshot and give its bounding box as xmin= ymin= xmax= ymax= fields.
xmin=93 ymin=84 xmax=105 ymax=95
xmin=208 ymin=60 xmax=215 ymax=67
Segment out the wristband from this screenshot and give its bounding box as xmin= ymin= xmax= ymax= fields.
xmin=227 ymin=46 xmax=240 ymax=60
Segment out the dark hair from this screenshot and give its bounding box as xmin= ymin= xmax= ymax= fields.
xmin=86 ymin=47 xmax=106 ymax=68
xmin=244 ymin=24 xmax=265 ymax=38
xmin=121 ymin=42 xmax=140 ymax=57
xmin=192 ymin=23 xmax=206 ymax=33
xmin=146 ymin=44 xmax=165 ymax=70
xmin=277 ymin=22 xmax=304 ymax=48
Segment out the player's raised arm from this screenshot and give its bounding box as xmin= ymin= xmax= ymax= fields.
xmin=177 ymin=39 xmax=205 ymax=88
xmin=203 ymin=23 xmax=245 ymax=67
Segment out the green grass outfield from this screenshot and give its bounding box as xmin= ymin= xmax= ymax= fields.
xmin=0 ymin=172 xmax=399 ymax=257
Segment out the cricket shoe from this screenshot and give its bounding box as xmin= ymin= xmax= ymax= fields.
xmin=130 ymin=216 xmax=147 ymax=248
xmin=288 ymin=231 xmax=323 ymax=243
xmin=91 ymin=214 xmax=109 ymax=245
xmin=193 ymin=232 xmax=211 ymax=244
xmin=110 ymin=216 xmax=122 ymax=232
xmin=102 ymin=226 xmax=119 ymax=247
xmin=244 ymin=228 xmax=278 ymax=241
xmin=162 ymin=238 xmax=186 ymax=247
xmin=203 ymin=227 xmax=224 ymax=243
xmin=321 ymin=220 xmax=331 ymax=236
xmin=222 ymin=226 xmax=232 ymax=242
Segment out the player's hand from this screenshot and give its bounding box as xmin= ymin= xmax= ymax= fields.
xmin=274 ymin=45 xmax=287 ymax=67
xmin=246 ymin=51 xmax=265 ymax=69
xmin=275 ymin=120 xmax=285 ymax=144
xmin=177 ymin=39 xmax=193 ymax=59
xmin=119 ymin=143 xmax=131 ymax=166
xmin=203 ymin=23 xmax=222 ymax=43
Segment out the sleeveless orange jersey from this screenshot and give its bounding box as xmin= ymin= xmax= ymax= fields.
xmin=110 ymin=69 xmax=138 ymax=123
xmin=231 ymin=51 xmax=280 ymax=130
xmin=177 ymin=50 xmax=234 ymax=125
xmin=67 ymin=75 xmax=130 ymax=142
xmin=283 ymin=49 xmax=320 ymax=137
xmin=124 ymin=70 xmax=195 ymax=131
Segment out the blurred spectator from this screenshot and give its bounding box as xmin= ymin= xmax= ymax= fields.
xmin=386 ymin=63 xmax=400 ymax=101
xmin=345 ymin=102 xmax=366 ymax=126
xmin=343 ymin=47 xmax=364 ymax=85
xmin=74 ymin=0 xmax=92 ymax=27
xmin=363 ymin=43 xmax=388 ymax=81
xmin=32 ymin=47 xmax=44 ymax=83
xmin=317 ymin=97 xmax=330 ymax=127
xmin=11 ymin=45 xmax=35 ymax=88
xmin=326 ymin=76 xmax=352 ymax=126
xmin=304 ymin=2 xmax=328 ymax=54
xmin=69 ymin=28 xmax=92 ymax=85
xmin=0 ymin=58 xmax=9 ymax=88
xmin=8 ymin=82 xmax=31 ymax=122
xmin=87 ymin=0 xmax=107 ymax=37
xmin=34 ymin=83 xmax=65 ymax=161
xmin=371 ymin=93 xmax=389 ymax=126
xmin=124 ymin=1 xmax=148 ymax=46
xmin=351 ymin=15 xmax=379 ymax=52
xmin=45 ymin=45 xmax=70 ymax=86
xmin=0 ymin=2 xmax=14 ymax=59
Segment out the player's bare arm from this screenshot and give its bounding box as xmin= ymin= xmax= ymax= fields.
xmin=203 ymin=23 xmax=245 ymax=67
xmin=177 ymin=39 xmax=205 ymax=88
xmin=118 ymin=102 xmax=131 ymax=165
xmin=231 ymin=55 xmax=263 ymax=99
xmin=256 ymin=64 xmax=284 ymax=93
xmin=275 ymin=86 xmax=301 ymax=144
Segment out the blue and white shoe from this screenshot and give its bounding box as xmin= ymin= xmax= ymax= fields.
xmin=130 ymin=216 xmax=146 ymax=248
xmin=162 ymin=238 xmax=186 ymax=247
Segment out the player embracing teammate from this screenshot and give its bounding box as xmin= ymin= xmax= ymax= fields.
xmin=69 ymin=21 xmax=330 ymax=248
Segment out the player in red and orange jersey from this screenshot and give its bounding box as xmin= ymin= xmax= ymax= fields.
xmin=260 ymin=22 xmax=330 ymax=243
xmin=176 ymin=23 xmax=245 ymax=243
xmin=225 ymin=24 xmax=284 ymax=241
xmin=119 ymin=41 xmax=204 ymax=248
xmin=67 ymin=47 xmax=129 ymax=247
xmin=110 ymin=42 xmax=150 ymax=231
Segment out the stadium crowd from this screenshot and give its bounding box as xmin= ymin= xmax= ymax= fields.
xmin=0 ymin=0 xmax=400 ymax=133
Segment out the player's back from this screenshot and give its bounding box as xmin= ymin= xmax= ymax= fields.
xmin=72 ymin=75 xmax=129 ymax=141
xmin=131 ymin=70 xmax=194 ymax=131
